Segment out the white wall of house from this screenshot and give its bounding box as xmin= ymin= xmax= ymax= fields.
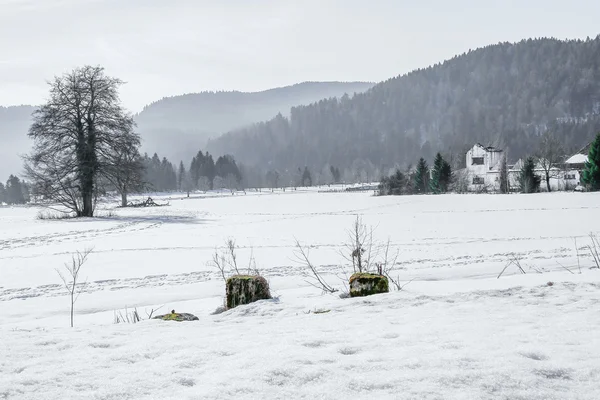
xmin=465 ymin=144 xmax=504 ymax=191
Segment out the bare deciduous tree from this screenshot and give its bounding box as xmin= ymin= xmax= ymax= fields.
xmin=56 ymin=248 xmax=93 ymax=327
xmin=25 ymin=66 xmax=140 ymax=217
xmin=104 ymin=139 xmax=145 ymax=207
xmin=536 ymin=131 xmax=564 ymax=192
xmin=197 ymin=176 xmax=210 ymax=193
xmin=224 ymin=173 xmax=239 ymax=194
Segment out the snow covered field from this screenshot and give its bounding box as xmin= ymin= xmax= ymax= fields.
xmin=1 ymin=189 xmax=600 ymax=399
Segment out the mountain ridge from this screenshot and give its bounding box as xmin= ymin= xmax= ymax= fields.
xmin=206 ymin=36 xmax=600 ymax=182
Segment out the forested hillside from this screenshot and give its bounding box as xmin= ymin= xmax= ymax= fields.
xmin=134 ymin=81 xmax=374 ymax=165
xmin=207 ymin=37 xmax=600 ymax=178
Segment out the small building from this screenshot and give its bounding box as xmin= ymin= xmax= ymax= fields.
xmin=462 ymin=142 xmax=590 ymax=192
xmin=464 ymin=144 xmax=506 ymax=192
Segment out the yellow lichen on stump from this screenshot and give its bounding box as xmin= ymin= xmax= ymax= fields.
xmin=153 ymin=310 xmax=199 ymax=322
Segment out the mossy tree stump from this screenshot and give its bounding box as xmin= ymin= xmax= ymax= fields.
xmin=349 ymin=273 xmax=389 ymax=297
xmin=226 ymin=275 xmax=271 ymax=309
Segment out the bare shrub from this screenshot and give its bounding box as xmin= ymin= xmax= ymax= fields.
xmin=588 ymin=233 xmax=600 ymax=269
xmin=56 ymin=248 xmax=93 ymax=327
xmin=293 ymin=238 xmax=338 ymax=294
xmin=497 ymin=253 xmax=527 ymax=279
xmin=340 ymin=215 xmax=380 ymax=274
xmin=294 ymin=216 xmax=409 ymax=295
xmin=210 ymin=238 xmax=259 ymax=281
xmin=114 ymin=306 xmax=162 ymax=324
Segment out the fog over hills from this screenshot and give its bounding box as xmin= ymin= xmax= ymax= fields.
xmin=0 ymin=82 xmax=373 ymax=179
xmin=134 ymin=81 xmax=374 ymax=164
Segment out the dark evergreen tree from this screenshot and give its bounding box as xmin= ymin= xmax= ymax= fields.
xmin=301 ymin=167 xmax=312 ymax=187
xmin=519 ymin=157 xmax=541 ymax=193
xmin=141 ymin=153 xmax=177 ymax=192
xmin=215 ymin=155 xmax=242 ymax=183
xmin=379 ymin=169 xmax=407 ymax=195
xmin=430 ymin=153 xmax=444 ymax=194
xmin=414 ymin=158 xmax=430 ymax=193
xmin=582 ymin=132 xmax=600 ymax=191
xmin=178 ymin=161 xmax=185 ymax=191
xmin=499 ymin=155 xmax=509 ymax=193
xmin=202 ymin=153 xmax=216 ymax=190
xmin=6 ymin=175 xmax=25 ymax=204
xmin=330 ymin=166 xmax=342 ymax=184
xmin=0 ymin=182 xmax=6 ymax=204
xmin=440 ymin=160 xmax=452 ymax=193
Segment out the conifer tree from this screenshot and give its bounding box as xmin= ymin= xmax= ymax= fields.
xmin=379 ymin=169 xmax=407 ymax=195
xmin=202 ymin=153 xmax=216 ymax=190
xmin=0 ymin=182 xmax=6 ymax=204
xmin=440 ymin=160 xmax=452 ymax=193
xmin=178 ymin=161 xmax=185 ymax=191
xmin=414 ymin=158 xmax=430 ymax=193
xmin=519 ymin=157 xmax=541 ymax=193
xmin=582 ymin=132 xmax=600 ymax=191
xmin=301 ymin=167 xmax=313 ymax=187
xmin=6 ymin=175 xmax=25 ymax=204
xmin=499 ymin=155 xmax=509 ymax=193
xmin=430 ymin=153 xmax=443 ymax=194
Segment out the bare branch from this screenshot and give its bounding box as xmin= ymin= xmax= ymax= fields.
xmin=293 ymin=238 xmax=338 ymax=294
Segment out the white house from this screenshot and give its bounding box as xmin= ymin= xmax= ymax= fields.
xmin=462 ymin=143 xmax=589 ymax=192
xmin=463 ymin=144 xmax=504 ymax=191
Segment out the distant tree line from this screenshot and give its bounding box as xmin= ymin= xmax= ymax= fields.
xmin=379 ymin=153 xmax=453 ymax=196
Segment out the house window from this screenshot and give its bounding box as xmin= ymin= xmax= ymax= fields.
xmin=564 ymin=174 xmax=576 ymax=180
xmin=472 ymin=157 xmax=484 ymax=165
xmin=473 ymin=176 xmax=485 ymax=185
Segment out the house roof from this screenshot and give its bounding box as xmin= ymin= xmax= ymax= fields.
xmin=474 ymin=143 xmax=503 ymax=153
xmin=510 ymin=159 xmax=524 ymax=171
xmin=565 ymin=153 xmax=588 ymax=164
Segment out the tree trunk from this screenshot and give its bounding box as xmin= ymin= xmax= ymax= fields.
xmin=81 ymin=181 xmax=94 ymax=217
xmin=546 ymin=174 xmax=551 ymax=192
xmin=121 ymin=192 xmax=128 ymax=207
xmin=70 ymin=292 xmax=74 ymax=328
xmin=79 ymin=133 xmax=96 ymax=217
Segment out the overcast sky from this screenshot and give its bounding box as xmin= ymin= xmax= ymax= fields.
xmin=1 ymin=0 xmax=599 ymax=112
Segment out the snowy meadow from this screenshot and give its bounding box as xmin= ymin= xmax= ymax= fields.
xmin=1 ymin=189 xmax=600 ymax=399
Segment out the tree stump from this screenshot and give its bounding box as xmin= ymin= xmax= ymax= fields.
xmin=226 ymin=275 xmax=271 ymax=309
xmin=349 ymin=273 xmax=389 ymax=297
